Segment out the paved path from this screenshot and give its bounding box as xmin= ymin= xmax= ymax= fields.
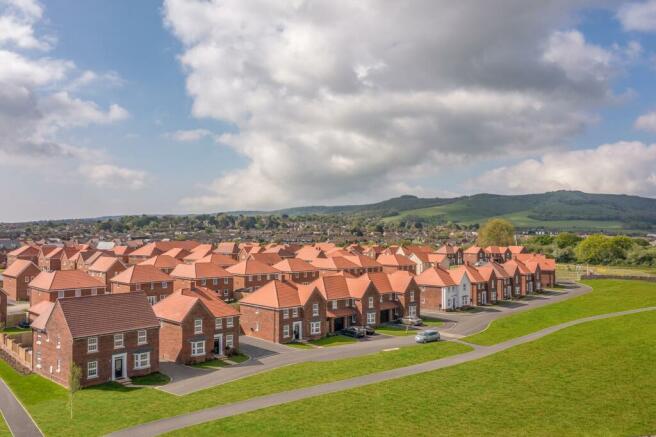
xmin=108 ymin=305 xmax=656 ymax=437
xmin=0 ymin=379 xmax=42 ymax=437
xmin=159 ymin=282 xmax=590 ymax=395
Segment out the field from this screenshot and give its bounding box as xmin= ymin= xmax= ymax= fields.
xmin=169 ymin=310 xmax=656 ymax=436
xmin=465 ymin=279 xmax=656 ymax=345
xmin=557 ymin=263 xmax=656 ymax=281
xmin=0 ymin=338 xmax=469 ymax=436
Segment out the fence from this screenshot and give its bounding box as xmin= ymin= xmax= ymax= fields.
xmin=0 ymin=332 xmax=33 ymax=372
xmin=580 ymin=274 xmax=656 ymax=283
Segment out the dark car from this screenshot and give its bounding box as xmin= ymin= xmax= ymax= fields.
xmin=17 ymin=320 xmax=30 ymax=329
xmin=341 ymin=326 xmax=365 ymax=338
xmin=363 ymin=325 xmax=375 ymax=335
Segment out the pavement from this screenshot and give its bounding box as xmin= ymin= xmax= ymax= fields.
xmin=0 ymin=379 xmax=42 ymax=437
xmin=158 ymin=282 xmax=591 ymax=395
xmin=108 ymin=305 xmax=656 ymax=437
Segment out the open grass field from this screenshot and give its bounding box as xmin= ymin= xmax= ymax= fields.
xmin=557 ymin=263 xmax=656 ymax=281
xmin=168 ymin=310 xmax=656 ymax=436
xmin=0 ymin=338 xmax=469 ymax=436
xmin=465 ymin=279 xmax=656 ymax=345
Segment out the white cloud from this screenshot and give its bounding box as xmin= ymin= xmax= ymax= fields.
xmin=164 ymin=0 xmax=632 ymax=211
xmin=468 ymin=141 xmax=656 ymax=197
xmin=166 ymin=128 xmax=213 ymax=142
xmin=78 ymin=164 xmax=147 ymax=190
xmin=635 ymin=110 xmax=656 ymax=132
xmin=618 ymin=0 xmax=656 ymax=32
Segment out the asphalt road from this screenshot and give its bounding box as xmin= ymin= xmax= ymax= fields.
xmin=0 ymin=378 xmax=42 ymax=437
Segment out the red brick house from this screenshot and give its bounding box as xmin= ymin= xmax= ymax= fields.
xmin=110 ymin=265 xmax=174 ymax=305
xmin=139 ymin=255 xmax=181 ymax=274
xmin=502 ymin=259 xmax=529 ymax=297
xmin=128 ymin=241 xmax=201 ymax=265
xmin=484 ymin=246 xmax=513 ymax=263
xmin=416 ymin=266 xmax=458 ymax=311
xmin=214 ymin=242 xmax=240 ymax=260
xmin=30 ymin=293 xmax=160 ymax=388
xmin=239 ymin=280 xmax=327 ymax=343
xmin=436 ymin=244 xmax=463 ymax=265
xmin=294 ymin=246 xmax=326 ymax=262
xmin=449 ymin=264 xmax=486 ymax=307
xmin=309 ymin=275 xmax=357 ymax=333
xmin=87 ymin=256 xmax=127 ymax=287
xmin=153 ymin=287 xmax=240 ymax=364
xmin=226 ymin=259 xmax=280 ymax=293
xmin=515 ymin=254 xmax=554 ymax=287
xmin=272 ymin=258 xmax=320 ymax=284
xmin=463 ymin=246 xmax=486 ymax=265
xmin=344 ymin=255 xmax=383 ymax=274
xmin=248 ymin=252 xmax=284 ymax=266
xmin=28 ymin=270 xmax=107 ymax=306
xmin=344 ymin=276 xmax=380 ymax=327
xmin=477 ymin=264 xmax=502 ymax=304
xmin=361 ymin=271 xmax=421 ymax=322
xmin=169 ymin=262 xmax=234 ymax=301
xmin=181 ymin=244 xmax=214 ymax=264
xmin=376 ymin=254 xmax=416 ymax=273
xmin=6 ymin=245 xmax=40 ymax=267
xmin=162 ymin=247 xmax=192 ymax=261
xmin=1 ymin=260 xmax=41 ymax=301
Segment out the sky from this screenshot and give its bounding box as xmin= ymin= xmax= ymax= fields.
xmin=1 ymin=0 xmax=656 ymax=222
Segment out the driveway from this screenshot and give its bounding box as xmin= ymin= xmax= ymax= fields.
xmin=159 ymin=282 xmax=590 ymax=395
xmin=108 ymin=305 xmax=656 ymax=437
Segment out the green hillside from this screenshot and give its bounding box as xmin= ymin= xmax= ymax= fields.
xmin=274 ymin=191 xmax=656 ymax=232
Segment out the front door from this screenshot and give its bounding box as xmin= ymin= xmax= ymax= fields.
xmin=334 ymin=317 xmax=345 ymax=331
xmin=380 ymin=309 xmax=390 ymax=323
xmin=213 ymin=334 xmax=223 ymax=355
xmin=293 ymin=321 xmax=302 ymax=340
xmin=113 ymin=355 xmax=124 ymax=380
xmin=480 ymin=291 xmax=487 ymax=305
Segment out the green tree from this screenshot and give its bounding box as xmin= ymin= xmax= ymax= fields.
xmin=477 ymin=218 xmax=515 ymax=247
xmin=68 ymin=362 xmax=81 ymax=419
xmin=555 ymin=232 xmax=581 ymax=248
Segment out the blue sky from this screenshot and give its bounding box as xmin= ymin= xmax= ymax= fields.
xmin=1 ymin=0 xmax=656 ymax=221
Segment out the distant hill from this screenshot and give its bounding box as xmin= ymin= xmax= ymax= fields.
xmin=272 ymin=191 xmax=656 ymax=232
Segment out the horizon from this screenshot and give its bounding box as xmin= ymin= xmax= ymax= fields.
xmin=2 ymin=1 xmax=656 ymax=222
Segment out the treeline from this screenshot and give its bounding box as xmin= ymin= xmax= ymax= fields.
xmin=526 ymin=233 xmax=656 ymax=266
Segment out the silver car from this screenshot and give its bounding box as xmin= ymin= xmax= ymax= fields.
xmin=415 ymin=329 xmax=440 ymax=343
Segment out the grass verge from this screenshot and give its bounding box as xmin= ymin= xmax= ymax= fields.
xmin=130 ymin=372 xmax=170 ymax=386
xmin=167 ymin=310 xmax=656 ymax=436
xmin=375 ymin=325 xmax=417 ymax=336
xmin=0 ymin=338 xmax=469 ymax=436
xmin=465 ymin=279 xmax=656 ymax=346
xmin=309 ymin=335 xmax=357 ymax=347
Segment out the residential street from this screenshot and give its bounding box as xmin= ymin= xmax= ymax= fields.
xmin=108 ymin=305 xmax=656 ymax=437
xmin=160 ymin=282 xmax=591 ymax=396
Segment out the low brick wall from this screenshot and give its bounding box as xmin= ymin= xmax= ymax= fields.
xmin=581 ymin=274 xmax=656 ymax=282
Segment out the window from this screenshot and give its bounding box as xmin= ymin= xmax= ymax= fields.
xmin=248 ymin=275 xmax=253 ymax=282
xmin=215 ymin=318 xmax=222 ymax=330
xmin=226 ymin=317 xmax=234 ymax=328
xmin=136 ymin=283 xmax=141 ymax=291
xmin=194 ymin=318 xmax=203 ymax=334
xmin=310 ymin=321 xmax=321 ymax=335
xmin=56 ymin=336 xmax=61 ymax=349
xmin=162 ymin=281 xmax=168 ymax=289
xmin=351 ymin=315 xmax=357 ymax=323
xmin=408 ymin=305 xmax=417 ymax=317
xmin=223 ymin=289 xmax=229 ymax=297
xmin=35 ymin=352 xmax=41 ymax=368
xmin=114 ymin=333 xmax=124 ymax=349
xmin=332 ymin=300 xmax=338 ymax=310
xmin=379 ymin=295 xmax=383 ymax=303
xmin=134 ymin=352 xmax=150 ymax=369
xmin=87 ymin=337 xmax=98 ymax=353
xmin=226 ymin=334 xmax=234 ymax=348
xmin=213 ymin=278 xmax=218 ymax=285
xmin=312 ymin=303 xmax=319 ymax=316
xmin=75 ymin=289 xmax=81 ymax=297
xmin=283 ymin=309 xmax=289 ymax=319
xmin=201 ymin=279 xmax=207 ymax=286
xmin=224 ymin=278 xmax=229 ymax=284
xmin=36 ymin=333 xmax=41 ymax=344
xmin=283 ymin=324 xmax=290 ymax=338
xmin=150 ymin=282 xmax=155 ymax=290
xmin=410 ymin=292 xmax=415 ymax=302
xmin=462 ymin=296 xmax=468 ymax=305
xmin=25 ymin=276 xmax=30 ymax=283
xmin=147 ymin=295 xmax=157 ymax=305
xmin=87 ymin=361 xmax=98 ymax=379
xmin=137 ymin=330 xmax=147 ymax=345
xmin=91 ymin=288 xmax=97 ymax=296
xmin=56 ymin=359 xmax=61 ymax=373
xmin=191 ymin=341 xmax=205 ymax=356
xmin=368 ymin=296 xmax=374 ymax=308
xmin=58 ymin=290 xmax=65 ymax=299
xmin=367 ymin=312 xmax=376 ymax=325
xmin=292 ymin=308 xmax=299 ymax=317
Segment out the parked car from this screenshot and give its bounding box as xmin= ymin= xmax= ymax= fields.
xmin=341 ymin=326 xmax=365 ymax=338
xmin=400 ymin=316 xmax=423 ymax=326
xmin=415 ymin=329 xmax=440 ymax=343
xmin=17 ymin=320 xmax=30 ymax=329
xmin=363 ymin=325 xmax=375 ymax=335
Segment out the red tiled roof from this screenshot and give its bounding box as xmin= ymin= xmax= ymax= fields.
xmin=197 ymin=253 xmax=238 ymax=268
xmin=436 ymin=245 xmax=460 ymax=255
xmin=7 ymin=245 xmax=39 ymax=257
xmin=215 ymin=242 xmax=239 ymax=254
xmin=310 ymin=256 xmax=359 ymax=271
xmin=449 ymin=265 xmax=485 ymax=284
xmin=170 ymin=262 xmax=231 ymax=279
xmin=376 ymin=254 xmax=415 ymax=267
xmin=415 ymin=266 xmax=456 ymax=287
xmin=272 ymin=258 xmax=317 ymax=273
xmin=110 ymin=265 xmax=172 ymax=284
xmin=226 ymin=259 xmax=280 ymax=275
xmin=248 ymin=253 xmax=284 ymax=266
xmin=295 ymin=246 xmax=326 ymax=261
xmin=309 ymin=275 xmax=352 ymax=300
xmin=58 ymin=293 xmax=159 ymax=338
xmin=2 ymin=259 xmax=39 ymax=277
xmin=89 ymin=256 xmax=125 ymax=273
xmin=239 ymin=280 xmax=301 ymax=309
xmin=162 ymin=248 xmax=191 ymax=260
xmin=29 ymin=270 xmax=105 ymax=291
xmin=139 ymin=255 xmax=181 ymax=270
xmin=344 ymin=255 xmax=382 ymax=269
xmin=30 ymin=302 xmax=55 ymax=331
xmin=154 ymin=287 xmax=239 ymax=322
xmin=464 ymin=246 xmax=483 ymax=254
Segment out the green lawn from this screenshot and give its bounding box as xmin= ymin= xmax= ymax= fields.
xmin=227 ymin=353 xmax=249 ymax=363
xmin=422 ymin=317 xmax=444 ymax=327
xmin=465 ymin=279 xmax=656 ymax=345
xmin=309 ymin=335 xmax=358 ymax=347
xmin=168 ymin=310 xmax=656 ymax=436
xmin=0 ymin=327 xmax=30 ymax=334
xmin=375 ymin=325 xmax=417 ymax=336
xmin=0 ymin=413 xmax=11 ymax=437
xmin=191 ymin=359 xmax=229 ymax=369
xmin=0 ymin=339 xmax=469 ymax=436
xmin=285 ymin=342 xmax=314 ymax=349
xmin=130 ymin=372 xmax=170 ymax=386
